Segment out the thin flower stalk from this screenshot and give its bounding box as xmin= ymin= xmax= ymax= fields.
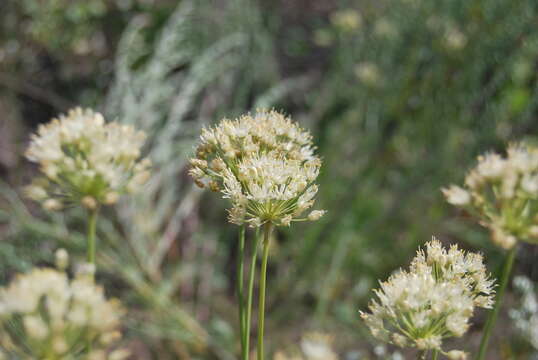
xmin=257 ymin=223 xmax=272 ymax=360
xmin=244 ymin=228 xmax=261 ymax=360
xmin=476 ymin=246 xmax=517 ymax=360
xmin=237 ymin=225 xmax=246 ymax=359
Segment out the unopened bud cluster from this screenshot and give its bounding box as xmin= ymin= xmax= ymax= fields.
xmin=360 ymin=239 xmax=495 ymax=358
xmin=443 ymin=143 xmax=538 ymax=249
xmin=0 ymin=253 xmax=126 ymax=359
xmin=25 ymin=107 xmax=151 ymax=211
xmin=189 ymin=109 xmax=325 ymax=227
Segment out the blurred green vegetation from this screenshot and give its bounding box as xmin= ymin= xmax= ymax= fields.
xmin=2 ymin=0 xmax=538 ymax=359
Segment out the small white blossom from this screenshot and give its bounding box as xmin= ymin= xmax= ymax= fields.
xmin=442 ymin=185 xmax=470 ymax=206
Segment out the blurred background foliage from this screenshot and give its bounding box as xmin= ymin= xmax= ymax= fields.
xmin=2 ymin=0 xmax=538 ymax=359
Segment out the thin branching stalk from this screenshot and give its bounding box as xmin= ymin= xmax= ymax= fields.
xmin=244 ymin=228 xmax=261 ymax=360
xmin=476 ymin=246 xmax=517 ymax=360
xmin=257 ymin=223 xmax=272 ymax=360
xmin=87 ymin=208 xmax=99 ymax=269
xmin=237 ymin=225 xmax=246 ymax=359
xmin=432 ymin=350 xmax=438 ymax=360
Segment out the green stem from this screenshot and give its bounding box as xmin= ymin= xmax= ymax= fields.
xmin=417 ymin=350 xmax=427 ymax=360
xmin=475 ymin=246 xmax=517 ymax=360
xmin=432 ymin=350 xmax=438 ymax=360
xmin=244 ymin=228 xmax=261 ymax=360
xmin=86 ymin=207 xmax=99 ymax=353
xmin=257 ymin=223 xmax=272 ymax=360
xmin=87 ymin=208 xmax=99 ymax=270
xmin=237 ymin=225 xmax=246 ymax=359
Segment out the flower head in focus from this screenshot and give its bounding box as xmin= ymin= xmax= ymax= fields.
xmin=0 ymin=250 xmax=126 ymax=359
xmin=360 ymin=238 xmax=495 ymax=357
xmin=189 ymin=109 xmax=325 ymax=227
xmin=442 ymin=143 xmax=538 ymax=249
xmin=25 ymin=107 xmax=151 ymax=210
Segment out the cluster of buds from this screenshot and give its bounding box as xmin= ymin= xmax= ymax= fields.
xmin=24 ymin=107 xmax=151 ymax=211
xmin=189 ymin=109 xmax=325 ymax=227
xmin=0 ymin=250 xmax=127 ymax=360
xmin=360 ymin=239 xmax=496 ymax=358
xmin=442 ymin=143 xmax=538 ymax=249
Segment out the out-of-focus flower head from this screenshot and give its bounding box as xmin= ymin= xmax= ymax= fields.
xmin=330 ymin=9 xmax=362 ymax=32
xmin=510 ymin=276 xmax=538 ymax=350
xmin=273 ymin=332 xmax=338 ymax=360
xmin=442 ymin=143 xmax=538 ymax=249
xmin=354 ymin=62 xmax=382 ymax=87
xmin=360 ymin=238 xmax=495 ymax=357
xmin=25 ymin=107 xmax=151 ymax=210
xmin=189 ymin=109 xmax=325 ymax=227
xmin=0 ymin=250 xmax=126 ymax=359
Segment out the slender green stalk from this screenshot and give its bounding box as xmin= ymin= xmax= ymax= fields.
xmin=475 ymin=246 xmax=517 ymax=360
xmin=237 ymin=225 xmax=246 ymax=359
xmin=86 ymin=207 xmax=99 ymax=353
xmin=87 ymin=208 xmax=99 ymax=269
xmin=257 ymin=223 xmax=272 ymax=360
xmin=432 ymin=350 xmax=438 ymax=360
xmin=244 ymin=228 xmax=261 ymax=360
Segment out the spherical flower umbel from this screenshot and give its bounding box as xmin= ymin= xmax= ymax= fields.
xmin=24 ymin=107 xmax=151 ymax=210
xmin=442 ymin=143 xmax=538 ymax=249
xmin=0 ymin=255 xmax=125 ymax=359
xmin=189 ymin=109 xmax=325 ymax=227
xmin=360 ymin=238 xmax=496 ymax=357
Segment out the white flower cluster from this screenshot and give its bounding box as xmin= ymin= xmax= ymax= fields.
xmin=273 ymin=332 xmax=338 ymax=360
xmin=0 ymin=257 xmax=126 ymax=359
xmin=360 ymin=239 xmax=496 ymax=358
xmin=442 ymin=143 xmax=538 ymax=249
xmin=25 ymin=107 xmax=151 ymax=210
xmin=510 ymin=276 xmax=538 ymax=351
xmin=190 ymin=109 xmax=325 ymax=227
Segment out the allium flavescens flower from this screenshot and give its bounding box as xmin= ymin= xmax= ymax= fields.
xmin=0 ymin=251 xmax=126 ymax=360
xmin=189 ymin=109 xmax=325 ymax=227
xmin=442 ymin=143 xmax=538 ymax=249
xmin=360 ymin=239 xmax=495 ymax=358
xmin=25 ymin=107 xmax=151 ymax=210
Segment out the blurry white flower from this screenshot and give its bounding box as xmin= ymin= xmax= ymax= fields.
xmin=510 ymin=276 xmax=538 ymax=350
xmin=0 ymin=265 xmax=124 ymax=358
xmin=25 ymin=107 xmax=151 ymax=210
xmin=361 ymin=238 xmax=495 ymax=355
xmin=330 ymin=10 xmax=362 ymax=32
xmin=354 ymin=62 xmax=381 ymax=87
xmin=443 ymin=143 xmax=538 ymax=249
xmin=441 ymin=185 xmax=470 ymax=206
xmin=444 ymin=28 xmax=467 ymax=50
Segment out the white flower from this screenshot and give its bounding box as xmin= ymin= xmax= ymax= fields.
xmin=0 ymin=265 xmax=124 ymax=358
xmin=190 ymin=110 xmax=324 ymax=227
xmin=25 ymin=107 xmax=150 ymax=210
xmin=361 ymin=239 xmax=495 ymax=354
xmin=443 ymin=143 xmax=538 ymax=248
xmin=442 ymin=185 xmax=470 ymax=206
